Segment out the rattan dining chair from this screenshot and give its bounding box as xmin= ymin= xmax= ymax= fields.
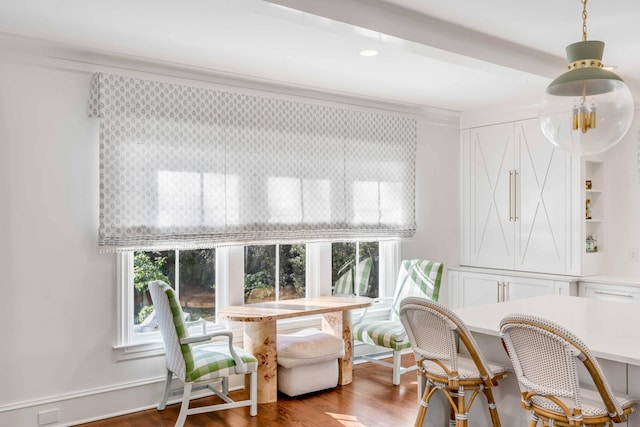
xmin=500 ymin=314 xmax=638 ymax=427
xmin=399 ymin=297 xmax=510 ymax=427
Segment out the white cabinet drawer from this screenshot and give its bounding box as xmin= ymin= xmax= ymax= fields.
xmin=580 ymin=282 xmax=640 ymax=303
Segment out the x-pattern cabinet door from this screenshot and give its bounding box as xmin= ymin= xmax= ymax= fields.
xmin=462 ymin=119 xmax=569 ymax=274
xmin=515 ymin=119 xmax=567 ymax=274
xmin=465 ymin=122 xmax=515 ymax=270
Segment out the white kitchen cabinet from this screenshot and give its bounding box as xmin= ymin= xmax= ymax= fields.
xmin=448 ymin=268 xmax=576 ymax=309
xmin=461 ymin=122 xmax=515 ymax=270
xmin=460 ymin=118 xmax=602 ymax=276
xmin=579 ymin=281 xmax=640 ymax=303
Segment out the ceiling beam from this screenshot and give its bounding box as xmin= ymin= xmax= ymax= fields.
xmin=264 ymin=0 xmax=565 ymax=79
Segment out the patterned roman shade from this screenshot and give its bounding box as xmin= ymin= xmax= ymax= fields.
xmin=88 ymin=73 xmax=417 ymax=251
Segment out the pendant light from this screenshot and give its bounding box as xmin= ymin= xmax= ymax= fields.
xmin=538 ymin=0 xmax=634 ymax=155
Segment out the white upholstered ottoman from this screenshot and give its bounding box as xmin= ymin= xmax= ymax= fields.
xmin=277 ymin=328 xmax=345 ymax=397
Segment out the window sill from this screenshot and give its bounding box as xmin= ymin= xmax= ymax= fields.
xmin=113 ymin=340 xmax=165 ymax=362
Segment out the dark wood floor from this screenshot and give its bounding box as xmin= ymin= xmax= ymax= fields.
xmin=78 ymin=355 xmax=420 ymax=427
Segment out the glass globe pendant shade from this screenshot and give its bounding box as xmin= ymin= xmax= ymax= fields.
xmin=538 ymin=41 xmax=634 ymax=155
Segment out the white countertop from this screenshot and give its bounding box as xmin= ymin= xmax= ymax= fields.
xmin=454 ymin=295 xmax=640 ymax=367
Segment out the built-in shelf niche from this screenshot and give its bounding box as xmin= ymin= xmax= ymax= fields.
xmin=585 ymin=160 xmax=604 ymax=254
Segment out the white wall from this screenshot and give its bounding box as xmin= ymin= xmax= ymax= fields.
xmin=603 ymin=111 xmax=640 ymax=277
xmin=0 ymin=60 xmax=461 ymax=426
xmin=401 ymin=119 xmax=460 ymax=305
xmin=0 ymin=62 xmax=173 ymax=426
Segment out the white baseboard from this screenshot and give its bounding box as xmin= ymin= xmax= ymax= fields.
xmin=0 ymin=316 xmax=350 ymax=426
xmin=0 ymin=375 xmax=247 ymax=427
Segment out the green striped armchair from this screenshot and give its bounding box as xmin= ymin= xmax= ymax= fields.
xmin=352 ymin=259 xmax=443 ymax=385
xmin=149 ymin=281 xmax=258 ymax=427
xmin=333 ymin=257 xmax=373 ymax=296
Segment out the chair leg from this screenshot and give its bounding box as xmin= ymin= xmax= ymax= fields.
xmin=455 ymin=388 xmax=467 ymax=427
xmin=158 ymin=369 xmax=173 ymax=410
xmin=414 ymin=381 xmax=433 ymax=427
xmin=482 ymin=387 xmax=501 ymax=427
xmin=222 ymin=376 xmax=228 ymax=395
xmin=175 ymin=382 xmax=192 ymax=427
xmin=449 ymin=405 xmax=456 ymax=427
xmin=249 ymin=370 xmax=257 ymax=417
xmin=416 ymin=371 xmax=426 ymax=405
xmin=392 ymin=350 xmax=401 ymax=385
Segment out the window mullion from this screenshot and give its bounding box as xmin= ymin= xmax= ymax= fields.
xmin=379 ymin=240 xmax=400 ymax=299
xmin=355 ymin=241 xmax=360 ymax=296
xmin=174 ymin=250 xmax=180 ymax=299
xmin=117 ymin=252 xmax=134 ymax=346
xmin=306 ymin=242 xmax=331 ymax=297
xmin=275 ymin=244 xmax=280 ymax=301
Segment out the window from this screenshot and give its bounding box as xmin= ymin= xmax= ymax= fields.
xmin=131 ymin=249 xmax=216 ymax=337
xmin=244 ymin=245 xmax=276 ymax=303
xmin=331 ymin=242 xmax=379 ymax=298
xmin=244 ymin=244 xmax=306 ymax=303
xmin=119 ymin=240 xmax=394 ymax=349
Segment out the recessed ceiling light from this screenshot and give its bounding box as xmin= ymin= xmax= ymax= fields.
xmin=358 ymin=49 xmax=379 ymax=57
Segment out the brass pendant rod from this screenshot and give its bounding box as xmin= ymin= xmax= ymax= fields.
xmin=582 ymin=0 xmax=588 ymax=41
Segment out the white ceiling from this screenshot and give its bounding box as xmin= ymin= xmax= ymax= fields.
xmin=0 ymin=0 xmax=638 ymax=113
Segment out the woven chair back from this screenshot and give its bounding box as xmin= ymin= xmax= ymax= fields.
xmin=500 ymin=314 xmax=624 ymax=419
xmin=399 ymin=296 xmax=493 ymax=381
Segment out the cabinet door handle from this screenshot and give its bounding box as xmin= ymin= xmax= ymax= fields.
xmin=503 ymin=281 xmax=508 ymax=301
xmin=497 ymin=281 xmax=501 ymax=302
xmin=594 ymin=291 xmax=634 ymax=299
xmin=508 ymin=171 xmax=513 ymax=221
xmin=512 ymin=170 xmax=518 ymax=221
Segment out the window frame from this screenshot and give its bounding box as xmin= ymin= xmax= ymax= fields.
xmin=114 ymin=241 xmax=400 ymax=360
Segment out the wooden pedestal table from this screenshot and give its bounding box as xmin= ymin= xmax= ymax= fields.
xmin=219 ymin=296 xmax=372 ymax=403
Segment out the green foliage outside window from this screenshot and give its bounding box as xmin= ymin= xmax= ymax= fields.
xmin=279 ymin=244 xmax=306 ymax=299
xmin=244 ymin=244 xmax=306 ymax=303
xmin=133 ymin=252 xmax=171 ymax=324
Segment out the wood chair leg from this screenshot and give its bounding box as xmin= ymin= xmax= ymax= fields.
xmin=449 ymin=406 xmax=456 ymax=427
xmin=416 ymin=371 xmax=426 ymax=405
xmin=413 ymin=382 xmax=433 ymax=427
xmin=455 ymin=389 xmax=466 ymax=427
xmin=482 ymin=387 xmax=501 ymax=427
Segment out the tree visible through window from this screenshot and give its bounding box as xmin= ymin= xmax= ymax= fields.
xmin=279 ymin=244 xmax=306 ymax=300
xmin=244 ymin=244 xmax=306 ymax=303
xmin=132 ymin=249 xmax=215 ymax=333
xmin=178 ymin=249 xmax=216 ymax=321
